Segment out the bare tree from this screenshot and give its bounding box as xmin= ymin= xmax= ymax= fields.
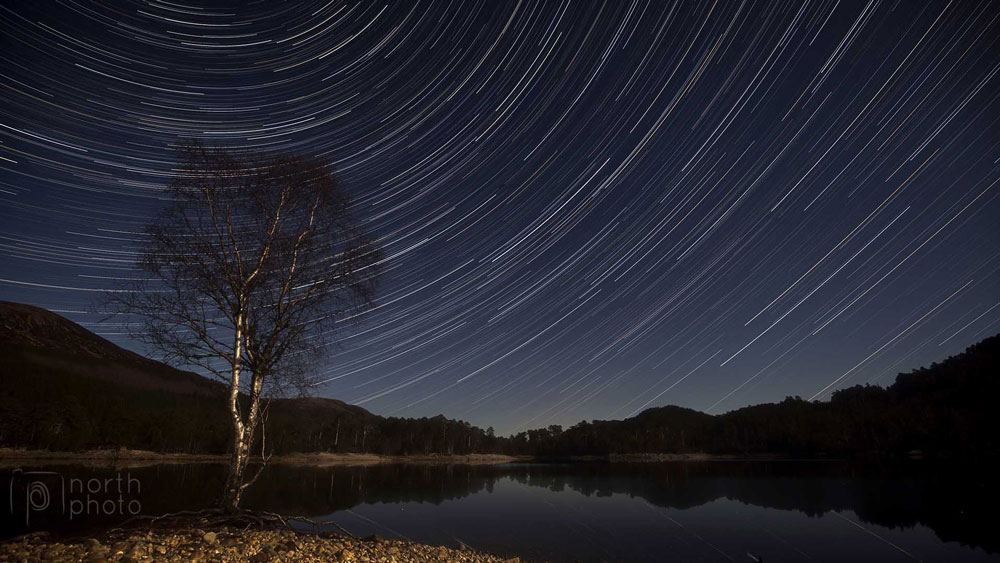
xmin=113 ymin=140 xmax=382 ymax=511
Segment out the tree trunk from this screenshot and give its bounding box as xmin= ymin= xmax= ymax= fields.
xmin=222 ymin=312 xmax=246 ymax=513
xmin=222 ymin=429 xmax=247 ymax=512
xmin=224 ymin=373 xmax=265 ymax=512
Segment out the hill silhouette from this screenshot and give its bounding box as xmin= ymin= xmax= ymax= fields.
xmin=0 ymin=302 xmax=489 ymax=455
xmin=513 ymin=334 xmax=999 ymax=459
xmin=0 ymin=301 xmax=996 ymax=459
xmin=0 ymin=301 xmax=222 ymax=397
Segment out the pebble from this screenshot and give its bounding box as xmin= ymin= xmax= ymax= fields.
xmin=0 ymin=528 xmax=529 ymax=562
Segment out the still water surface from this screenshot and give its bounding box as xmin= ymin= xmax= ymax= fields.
xmin=3 ymin=461 xmax=996 ymax=562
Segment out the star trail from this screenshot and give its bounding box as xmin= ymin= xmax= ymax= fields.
xmin=1 ymin=0 xmax=998 ymax=434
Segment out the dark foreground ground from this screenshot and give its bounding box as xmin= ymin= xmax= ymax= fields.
xmin=0 ymin=528 xmax=525 ymax=563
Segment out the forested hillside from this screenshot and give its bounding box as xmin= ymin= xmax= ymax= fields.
xmin=509 ymin=335 xmax=998 ymax=459
xmin=1 ymin=302 xmax=995 ymax=459
xmin=0 ymin=302 xmax=497 ymax=455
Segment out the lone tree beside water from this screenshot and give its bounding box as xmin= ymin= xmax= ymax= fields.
xmin=114 ymin=141 xmax=383 ymax=511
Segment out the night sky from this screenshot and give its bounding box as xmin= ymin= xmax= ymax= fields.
xmin=1 ymin=0 xmax=998 ymax=434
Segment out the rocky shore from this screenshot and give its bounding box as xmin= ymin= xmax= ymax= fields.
xmin=0 ymin=529 xmax=525 ymax=563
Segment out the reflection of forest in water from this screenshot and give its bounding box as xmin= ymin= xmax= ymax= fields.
xmin=3 ymin=462 xmax=995 ymax=553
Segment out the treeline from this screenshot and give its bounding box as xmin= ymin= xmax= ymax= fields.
xmin=507 ymin=335 xmax=998 ymax=459
xmin=1 ymin=320 xmax=996 ymax=459
xmin=263 ymin=399 xmax=505 ymax=455
xmin=0 ymin=345 xmax=503 ymax=456
xmin=0 ymin=345 xmax=230 ymax=453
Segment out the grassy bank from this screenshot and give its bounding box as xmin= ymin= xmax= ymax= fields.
xmin=0 ymin=448 xmax=525 ymax=468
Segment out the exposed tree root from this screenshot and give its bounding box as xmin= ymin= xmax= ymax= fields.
xmin=113 ymin=507 xmax=356 ymax=539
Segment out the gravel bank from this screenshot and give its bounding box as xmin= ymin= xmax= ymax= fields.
xmin=0 ymin=528 xmax=526 ymax=562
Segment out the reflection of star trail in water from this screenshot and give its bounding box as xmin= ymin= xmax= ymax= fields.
xmin=1 ymin=1 xmax=998 ymax=433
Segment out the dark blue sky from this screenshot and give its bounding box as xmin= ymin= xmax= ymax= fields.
xmin=1 ymin=0 xmax=998 ymax=434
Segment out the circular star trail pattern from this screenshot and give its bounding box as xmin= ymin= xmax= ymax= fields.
xmin=2 ymin=0 xmax=999 ymax=434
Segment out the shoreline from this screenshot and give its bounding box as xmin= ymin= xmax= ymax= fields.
xmin=0 ymin=527 xmax=525 ymax=562
xmin=0 ymin=448 xmax=855 ymax=469
xmin=0 ymin=448 xmax=529 ymax=468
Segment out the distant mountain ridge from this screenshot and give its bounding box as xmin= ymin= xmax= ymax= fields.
xmin=0 ymin=301 xmax=223 ymax=397
xmin=0 ymin=302 xmax=495 ymax=455
xmin=0 ymin=301 xmax=996 ymax=459
xmin=516 ymin=334 xmax=999 ymax=459
xmin=2 ymin=301 xmax=151 ymax=362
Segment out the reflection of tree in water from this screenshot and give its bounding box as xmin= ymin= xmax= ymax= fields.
xmin=244 ymin=461 xmax=996 ymax=552
xmin=241 ymin=463 xmax=497 ymax=515
xmin=3 ymin=462 xmax=994 ymax=553
xmin=503 ymin=462 xmax=997 ymax=553
xmin=0 ymin=464 xmax=226 ymax=539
